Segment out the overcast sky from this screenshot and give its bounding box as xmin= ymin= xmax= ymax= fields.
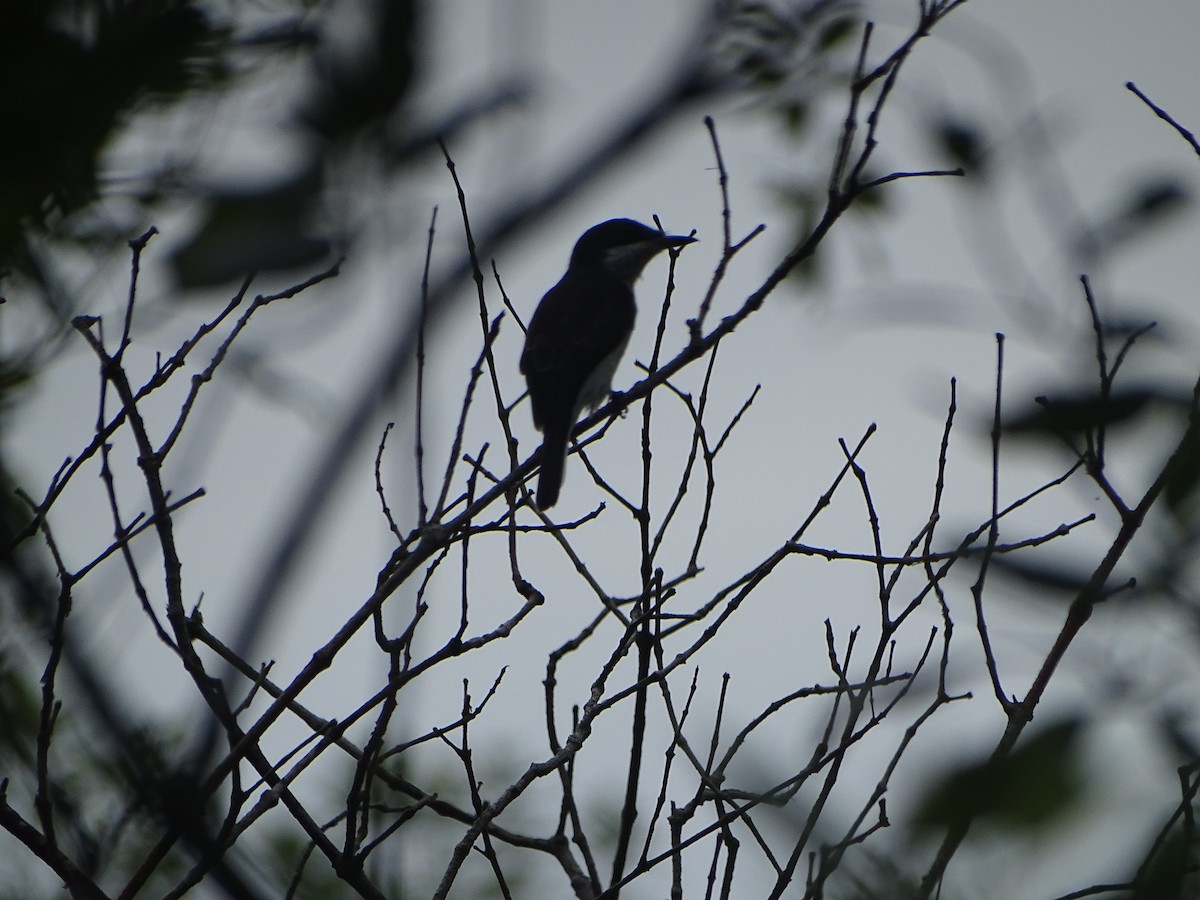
xmin=8 ymin=1 xmax=1200 ymax=896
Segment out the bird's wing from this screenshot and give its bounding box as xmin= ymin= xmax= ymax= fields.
xmin=520 ymin=271 xmax=634 ymax=376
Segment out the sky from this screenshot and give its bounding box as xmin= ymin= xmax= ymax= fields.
xmin=6 ymin=1 xmax=1200 ymax=896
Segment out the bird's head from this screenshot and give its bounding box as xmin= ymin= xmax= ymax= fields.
xmin=570 ymin=218 xmax=696 ymax=285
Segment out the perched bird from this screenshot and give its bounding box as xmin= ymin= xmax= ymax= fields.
xmin=520 ymin=218 xmax=696 ymax=509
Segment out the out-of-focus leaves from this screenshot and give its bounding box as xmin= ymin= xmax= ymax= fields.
xmin=934 ymin=116 xmax=988 ymax=180
xmin=1130 ymin=820 xmax=1190 ymax=900
xmin=1156 ymin=709 xmax=1200 ymax=763
xmin=1162 ymin=420 xmax=1200 ymax=523
xmin=839 ymin=851 xmax=925 ymax=900
xmin=1003 ymin=387 xmax=1162 ymax=438
xmin=849 ymin=168 xmax=890 ymax=211
xmin=780 ymin=100 xmax=810 ymax=135
xmin=914 ymin=719 xmax=1084 ymax=833
xmin=303 ymin=0 xmax=418 ymax=139
xmin=0 ymin=652 xmax=40 ymax=745
xmin=0 ymin=1 xmax=228 ymax=265
xmin=775 ymin=182 xmax=824 ymax=286
xmin=0 ymin=359 xmax=33 ymax=405
xmin=712 ymin=0 xmax=862 ymax=135
xmin=169 ymin=163 xmax=331 ymax=287
xmin=1095 ymin=314 xmax=1165 ymax=343
xmin=1118 ymin=177 xmax=1190 ymax=225
xmin=381 ymin=80 xmax=533 ymax=168
xmin=1077 ymin=175 xmax=1191 ymax=260
xmin=987 ymin=556 xmax=1093 ymax=596
xmin=816 ymin=12 xmax=858 ymax=50
xmin=266 ymin=830 xmax=371 ymax=900
xmin=1006 ymin=388 xmax=1200 ymax=524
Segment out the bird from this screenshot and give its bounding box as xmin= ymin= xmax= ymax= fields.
xmin=520 ymin=218 xmax=696 ymax=509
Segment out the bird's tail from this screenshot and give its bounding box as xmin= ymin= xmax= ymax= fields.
xmin=536 ymin=422 xmax=570 ymax=510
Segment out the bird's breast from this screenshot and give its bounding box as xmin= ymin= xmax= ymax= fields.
xmin=574 ymin=331 xmax=631 ymax=417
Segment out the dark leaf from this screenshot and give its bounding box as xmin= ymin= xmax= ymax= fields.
xmin=1004 ymin=388 xmax=1159 ymax=438
xmin=780 ymin=100 xmax=810 ymax=135
xmin=935 ymin=117 xmax=987 ymax=178
xmin=1077 ymin=175 xmax=1191 ymax=259
xmin=1162 ymin=422 xmax=1200 ymax=520
xmin=304 ymin=0 xmax=418 ymax=138
xmin=0 ymin=2 xmax=227 ymax=265
xmin=816 ymin=15 xmax=859 ymax=51
xmin=914 ymin=719 xmax=1084 ymax=832
xmin=1130 ymin=821 xmax=1189 ymax=900
xmin=1122 ymin=177 xmax=1190 ymax=224
xmin=988 ymin=556 xmax=1093 ymax=596
xmin=169 ymin=164 xmax=331 ymax=287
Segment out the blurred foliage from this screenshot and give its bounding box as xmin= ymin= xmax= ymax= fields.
xmin=1077 ymin=175 xmax=1191 ymax=262
xmin=836 ymin=852 xmax=924 ymax=900
xmin=2 ymin=1 xmax=1200 ymax=898
xmin=302 ymin=0 xmax=416 ymax=140
xmin=0 ymin=0 xmax=873 ymax=305
xmin=167 ymin=161 xmax=331 ymax=287
xmin=1161 ymin=416 xmax=1200 ymax=522
xmin=933 ymin=116 xmax=989 ymax=181
xmin=1004 ymin=381 xmax=1200 ymax=521
xmin=711 ymin=0 xmax=866 ymax=289
xmin=0 ymin=0 xmax=228 ymax=272
xmin=914 ymin=719 xmax=1084 ymax=834
xmin=0 ymin=2 xmax=424 ymax=895
xmin=987 ymin=554 xmax=1096 ymax=597
xmin=0 ymin=0 xmax=424 ymax=303
xmin=1003 ymin=386 xmax=1163 ymax=438
xmin=718 ymin=0 xmax=861 ymax=105
xmin=1131 ymin=818 xmax=1191 ymax=900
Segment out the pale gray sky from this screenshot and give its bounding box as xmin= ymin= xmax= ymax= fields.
xmin=7 ymin=1 xmax=1200 ymax=896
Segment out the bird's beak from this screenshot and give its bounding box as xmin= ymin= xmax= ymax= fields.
xmin=659 ymin=233 xmax=697 ymax=250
